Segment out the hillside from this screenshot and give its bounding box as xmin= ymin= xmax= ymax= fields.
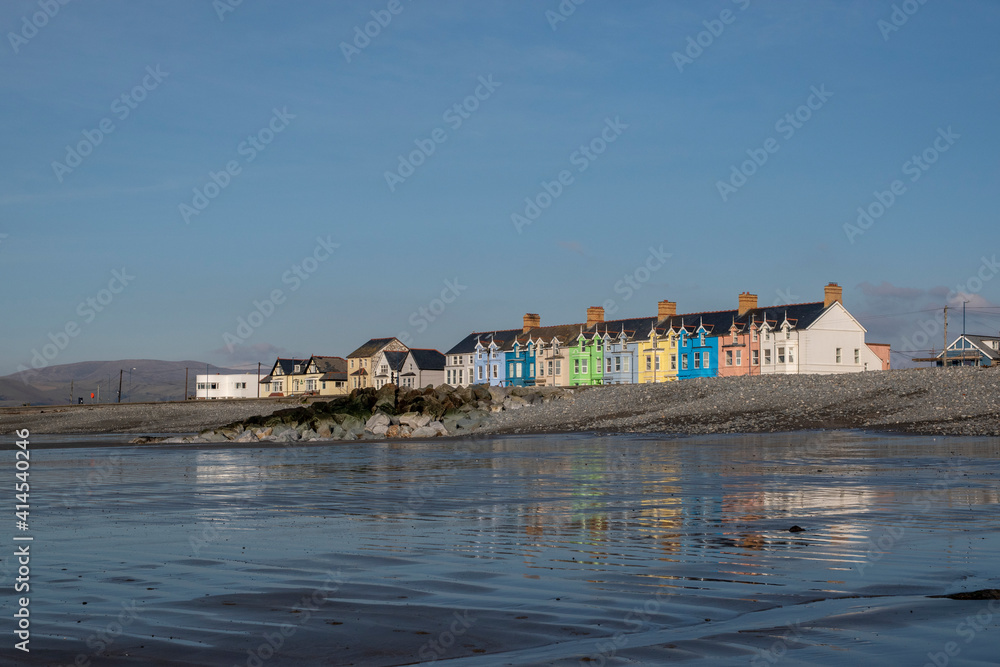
xmin=0 ymin=359 xmax=248 ymax=407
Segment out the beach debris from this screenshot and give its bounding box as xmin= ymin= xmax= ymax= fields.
xmin=788 ymin=525 xmax=806 ymax=533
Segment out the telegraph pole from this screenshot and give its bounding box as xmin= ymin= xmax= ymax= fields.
xmin=184 ymin=367 xmax=189 ymax=401
xmin=943 ymin=306 xmax=948 ymax=368
xmin=117 ymin=369 xmax=123 ymax=403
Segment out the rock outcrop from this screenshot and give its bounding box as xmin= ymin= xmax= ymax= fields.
xmin=165 ymin=384 xmax=574 ymax=444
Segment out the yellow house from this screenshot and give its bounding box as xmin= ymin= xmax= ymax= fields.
xmin=286 ymin=355 xmax=349 ymax=396
xmin=636 ymin=301 xmax=680 ymax=384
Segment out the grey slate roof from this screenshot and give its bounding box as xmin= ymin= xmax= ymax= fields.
xmin=348 ymin=338 xmax=403 ymax=358
xmin=445 ymin=329 xmax=522 ymax=355
xmin=408 ymin=348 xmax=446 ymax=370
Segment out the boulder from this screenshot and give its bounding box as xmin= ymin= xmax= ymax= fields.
xmin=365 ymin=413 xmax=391 ymax=432
xmin=411 ymin=425 xmax=439 ymax=438
xmin=400 ymin=412 xmax=431 ymax=428
xmin=428 ymin=421 xmax=449 ymax=436
xmin=371 ymin=423 xmax=389 ymax=436
xmin=386 ymin=424 xmax=400 ymax=438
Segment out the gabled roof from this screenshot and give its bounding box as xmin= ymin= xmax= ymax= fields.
xmin=526 ymin=323 xmax=587 ymax=345
xmin=943 ymin=334 xmax=1000 ymax=361
xmin=347 ymin=338 xmax=404 ymax=359
xmin=407 ymin=348 xmax=446 ymax=370
xmin=306 ymin=355 xmax=347 ymax=374
xmin=446 ymin=329 xmax=522 ymax=355
xmin=268 ymin=358 xmax=308 ymax=376
xmin=378 ymin=350 xmax=408 ymax=372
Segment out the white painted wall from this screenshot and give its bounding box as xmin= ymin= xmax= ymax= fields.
xmin=797 ymin=303 xmax=869 ymax=374
xmin=195 ymin=373 xmax=260 ymax=399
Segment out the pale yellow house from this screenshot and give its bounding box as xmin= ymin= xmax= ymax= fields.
xmin=347 ymin=337 xmax=408 ymax=390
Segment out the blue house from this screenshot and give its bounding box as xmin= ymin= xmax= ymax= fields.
xmin=600 ymin=318 xmax=652 ymax=384
xmin=505 ymin=335 xmax=537 ymax=387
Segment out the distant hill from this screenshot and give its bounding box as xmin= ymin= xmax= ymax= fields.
xmin=0 ymin=360 xmax=250 ymax=406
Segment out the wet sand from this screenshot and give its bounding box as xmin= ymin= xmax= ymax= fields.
xmin=5 ymin=431 xmax=1000 ymax=665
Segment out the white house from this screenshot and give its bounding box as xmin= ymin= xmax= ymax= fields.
xmin=195 ymin=373 xmax=260 ymax=399
xmin=755 ymin=284 xmax=888 ymax=374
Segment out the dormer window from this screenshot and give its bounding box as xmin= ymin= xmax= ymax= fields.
xmin=752 ymin=330 xmax=758 ymax=342
xmin=699 ymin=333 xmax=705 ymax=345
xmin=785 ymin=330 xmax=791 ymax=339
xmin=732 ymin=333 xmax=738 ymax=344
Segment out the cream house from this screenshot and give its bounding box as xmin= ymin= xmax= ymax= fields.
xmin=259 ymin=358 xmax=307 ymax=396
xmin=347 ymin=337 xmax=408 ymax=389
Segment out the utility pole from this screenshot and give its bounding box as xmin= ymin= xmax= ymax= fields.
xmin=70 ymin=380 xmax=74 ymax=405
xmin=117 ymin=369 xmax=123 ymax=403
xmin=257 ymin=362 xmax=261 ymax=398
xmin=184 ymin=367 xmax=189 ymax=401
xmin=943 ymin=306 xmax=948 ymax=369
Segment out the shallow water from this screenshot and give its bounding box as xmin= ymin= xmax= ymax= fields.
xmin=4 ymin=431 xmax=1000 ymax=665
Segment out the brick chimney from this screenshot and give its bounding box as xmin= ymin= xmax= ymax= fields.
xmin=522 ymin=313 xmax=540 ymax=333
xmin=824 ymin=282 xmax=842 ymax=308
xmin=658 ymin=300 xmax=677 ymax=320
xmin=738 ymin=291 xmax=758 ymax=316
xmin=586 ymin=306 xmax=605 ymax=327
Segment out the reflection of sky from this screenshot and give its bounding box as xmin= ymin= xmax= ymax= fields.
xmin=19 ymin=430 xmax=1000 ymax=665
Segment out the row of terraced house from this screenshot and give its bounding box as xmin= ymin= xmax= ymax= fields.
xmin=252 ymin=283 xmax=889 ymax=398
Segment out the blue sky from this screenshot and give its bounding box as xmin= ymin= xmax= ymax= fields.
xmin=2 ymin=0 xmax=998 ymax=376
